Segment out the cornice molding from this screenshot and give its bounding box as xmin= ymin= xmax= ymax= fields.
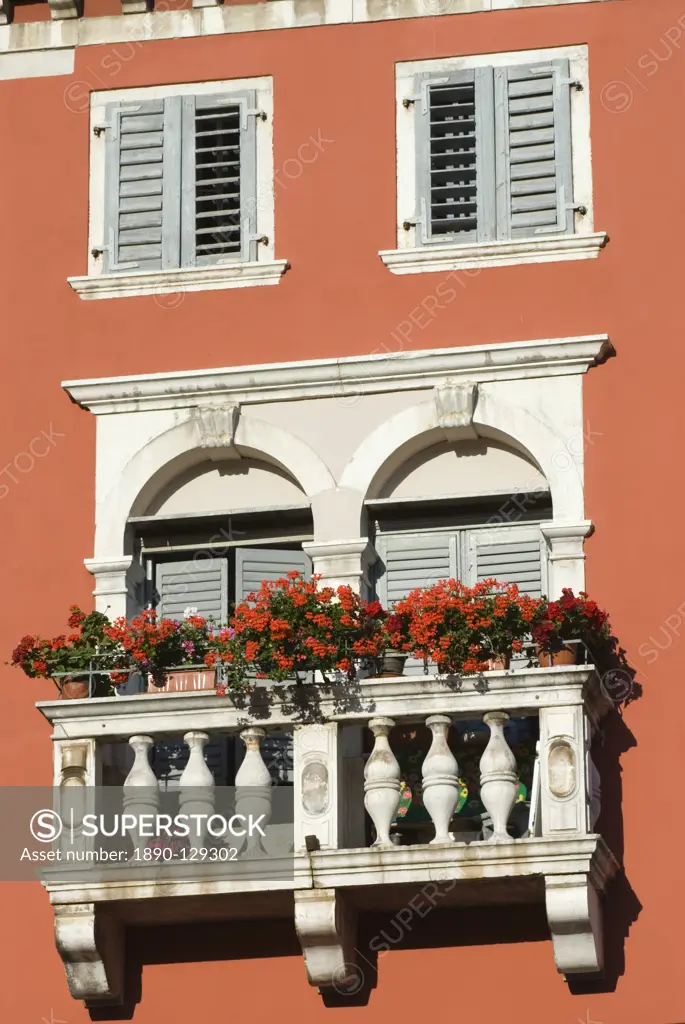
xmin=63 ymin=335 xmax=614 ymax=416
xmin=0 ymin=0 xmax=618 ymax=58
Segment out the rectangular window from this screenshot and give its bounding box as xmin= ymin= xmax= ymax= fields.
xmin=384 ymin=46 xmax=605 ymax=274
xmin=72 ymin=78 xmax=286 ymax=299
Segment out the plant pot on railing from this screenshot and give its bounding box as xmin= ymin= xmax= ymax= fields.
xmin=57 ymin=674 xmax=112 ymax=699
xmin=537 ymin=645 xmax=578 ymax=668
xmin=378 ymin=650 xmax=407 ymax=677
xmin=146 ymin=668 xmax=217 ymax=694
xmin=486 ymin=653 xmax=511 ymax=671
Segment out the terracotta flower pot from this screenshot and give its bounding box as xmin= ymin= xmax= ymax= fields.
xmin=58 ymin=680 xmax=90 ymax=700
xmin=146 ymin=668 xmax=216 ymax=694
xmin=537 ymin=645 xmax=577 ymax=667
xmin=487 ymin=654 xmax=511 ymax=671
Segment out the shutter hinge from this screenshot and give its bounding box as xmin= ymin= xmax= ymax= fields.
xmin=242 ymin=107 xmax=267 ymax=130
xmin=91 ymin=245 xmax=108 ymax=258
xmin=92 ymin=122 xmax=111 ymax=138
xmin=566 ymin=203 xmax=587 ymax=216
xmin=403 ymin=198 xmax=429 ymax=244
xmin=248 ymin=233 xmax=269 ymax=245
xmin=558 ymin=77 xmax=584 ymax=91
xmin=403 ymin=77 xmax=450 ymax=114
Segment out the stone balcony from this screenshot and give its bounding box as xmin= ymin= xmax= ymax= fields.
xmin=37 ymin=665 xmax=619 ymax=1011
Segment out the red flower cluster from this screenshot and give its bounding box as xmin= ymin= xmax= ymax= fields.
xmin=532 ymin=589 xmax=611 ymax=655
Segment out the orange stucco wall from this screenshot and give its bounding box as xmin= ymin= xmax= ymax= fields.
xmin=1 ymin=0 xmax=684 ymax=1020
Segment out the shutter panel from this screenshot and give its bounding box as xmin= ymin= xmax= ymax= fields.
xmin=494 ymin=59 xmax=574 ymax=239
xmin=467 ymin=525 xmax=546 ymax=598
xmin=181 ymin=91 xmax=258 ymax=268
xmin=375 ymin=532 xmax=459 ymax=676
xmin=415 ymin=69 xmax=496 ymax=244
xmin=155 ymin=556 xmax=228 ymax=622
xmin=153 ymin=555 xmax=229 ymax=786
xmin=103 ymin=97 xmax=181 ymax=273
xmin=235 ymin=547 xmax=312 ymax=602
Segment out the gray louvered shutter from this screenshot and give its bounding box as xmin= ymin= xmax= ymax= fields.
xmin=235 ymin=547 xmax=311 ymax=602
xmin=155 ymin=556 xmax=228 ymax=622
xmin=467 ymin=525 xmax=547 ymax=598
xmin=375 ymin=532 xmax=459 ymax=675
xmin=153 ymin=555 xmax=229 ymax=787
xmin=234 ymin=547 xmax=311 ymax=786
xmin=494 ymin=59 xmax=574 ymax=238
xmin=102 ymin=97 xmax=181 ymax=273
xmin=415 ymin=68 xmax=496 ymax=245
xmin=180 ymin=91 xmax=258 ymax=267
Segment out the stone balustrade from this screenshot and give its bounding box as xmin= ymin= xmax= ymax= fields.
xmin=37 ymin=664 xmax=619 ymax=1008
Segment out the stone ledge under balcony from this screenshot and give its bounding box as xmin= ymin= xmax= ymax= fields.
xmin=44 ymin=835 xmax=618 ymax=1006
xmin=37 ymin=664 xmax=611 ymax=739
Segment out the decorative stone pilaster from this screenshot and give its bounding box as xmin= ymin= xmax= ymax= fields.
xmin=422 ymin=715 xmax=458 ymax=844
xmin=539 ymin=705 xmax=591 ymax=835
xmin=294 ymin=889 xmax=358 ymax=993
xmin=302 ymin=539 xmax=377 ymax=596
xmin=84 ymin=556 xmax=145 ymax=620
xmin=54 ymin=740 xmax=98 ymax=855
xmin=364 ymin=717 xmax=401 ymax=846
xmin=479 ymin=712 xmax=518 ymax=842
xmin=294 ymin=723 xmax=339 ymax=851
xmin=123 ymin=736 xmax=159 ymax=858
xmin=544 ymin=875 xmax=604 ymax=976
xmin=179 ymin=732 xmax=215 ymax=848
xmin=54 ymin=903 xmax=125 ymax=1006
xmin=540 ymin=521 xmax=593 ymax=596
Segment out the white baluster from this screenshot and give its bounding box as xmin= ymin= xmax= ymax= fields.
xmin=364 ymin=717 xmax=401 ymax=847
xmin=123 ymin=735 xmax=160 ymax=859
xmin=235 ymin=727 xmax=272 ymax=857
xmin=479 ymin=712 xmax=518 ymax=843
xmin=422 ymin=715 xmax=458 ymax=844
xmin=179 ymin=732 xmax=215 ymax=849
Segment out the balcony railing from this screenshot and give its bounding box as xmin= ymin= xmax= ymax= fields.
xmin=37 ymin=664 xmax=619 ymax=1010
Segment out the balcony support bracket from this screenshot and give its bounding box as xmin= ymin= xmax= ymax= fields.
xmin=545 ymin=873 xmax=604 ymax=978
xmin=54 ymin=903 xmax=125 ymax=1008
xmin=294 ymin=888 xmax=359 ymax=995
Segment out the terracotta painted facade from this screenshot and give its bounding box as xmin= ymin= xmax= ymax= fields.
xmin=0 ymin=0 xmax=683 ymax=1020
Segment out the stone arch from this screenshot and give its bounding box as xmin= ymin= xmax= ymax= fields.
xmin=94 ymin=410 xmax=336 ymax=558
xmin=338 ymin=388 xmax=584 ymax=527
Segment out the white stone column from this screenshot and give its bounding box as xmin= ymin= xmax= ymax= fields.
xmin=235 ymin=727 xmax=273 ymax=856
xmin=539 ymin=704 xmax=591 ymax=836
xmin=364 ymin=717 xmax=400 ymax=846
xmin=540 ymin=522 xmax=593 ymax=596
xmin=84 ymin=556 xmax=145 ymax=619
xmin=422 ymin=715 xmax=458 ymax=844
xmin=123 ymin=736 xmax=160 ymax=858
xmin=302 ymin=540 xmax=377 ymax=597
xmin=179 ymin=732 xmax=216 ymax=849
xmin=480 ymin=712 xmax=518 ymax=842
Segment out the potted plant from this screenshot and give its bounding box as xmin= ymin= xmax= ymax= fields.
xmin=476 ymin=581 xmax=541 ymax=670
xmin=379 ymin=609 xmax=411 ymax=676
xmin=104 ymin=610 xmax=217 ymax=692
xmin=212 ymin=572 xmax=386 ymax=687
xmin=394 ymin=579 xmax=495 ymax=676
xmin=10 ymin=606 xmax=124 ymax=698
xmin=531 ymin=589 xmax=611 ymax=667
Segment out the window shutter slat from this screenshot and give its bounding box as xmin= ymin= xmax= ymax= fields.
xmin=495 ymin=60 xmax=575 ymax=239
xmin=181 ymin=91 xmax=258 ymax=268
xmin=103 ymin=98 xmax=181 ymax=273
xmin=155 ymin=556 xmax=229 ymax=622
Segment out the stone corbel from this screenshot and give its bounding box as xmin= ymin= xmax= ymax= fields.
xmin=47 ymin=0 xmax=80 ymax=18
xmin=54 ymin=903 xmax=125 ymax=1007
xmin=540 ymin=521 xmax=593 ymax=596
xmin=294 ymin=889 xmax=358 ymax=994
xmin=0 ymin=0 xmax=13 ymax=24
xmin=434 ymin=382 xmax=479 ymax=441
xmin=193 ymin=402 xmax=241 ymax=461
xmin=545 ymin=874 xmax=604 ymax=977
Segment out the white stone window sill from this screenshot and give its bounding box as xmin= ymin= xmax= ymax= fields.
xmin=68 ymin=259 xmax=290 ymax=300
xmin=379 ymin=232 xmax=608 ymax=275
